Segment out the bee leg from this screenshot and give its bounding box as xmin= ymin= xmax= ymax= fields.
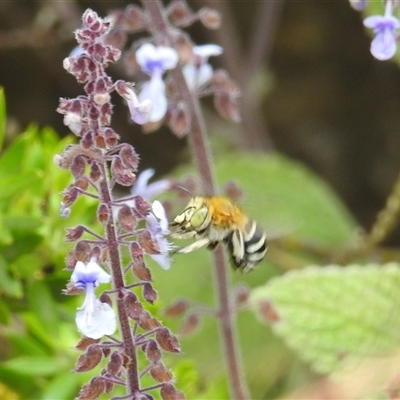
xmin=170 ymin=231 xmax=197 ymax=240
xmin=173 ymin=238 xmax=211 ymax=254
xmin=207 ymin=241 xmax=218 ymax=250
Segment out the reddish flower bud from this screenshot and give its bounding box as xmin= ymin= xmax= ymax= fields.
xmin=62 ymin=185 xmax=79 ymax=207
xmin=143 ymin=283 xmax=157 ymax=304
xmin=180 ymin=313 xmax=200 ymax=335
xmin=156 ymin=328 xmax=180 ymax=353
xmin=99 ymin=292 xmax=112 ymax=307
xmin=120 ymin=144 xmax=139 ymax=170
xmin=75 ymin=177 xmax=89 ymax=191
xmin=76 ymin=377 xmax=105 ymax=400
xmin=71 ymin=155 xmax=86 ymax=178
xmin=90 ymin=162 xmax=101 ymax=182
xmin=97 ymin=203 xmax=110 ymax=224
xmin=150 ymin=362 xmax=173 ymax=383
xmin=122 ymin=4 xmax=147 ymax=31
xmin=138 ymin=230 xmax=160 ymax=254
xmin=75 ymin=241 xmax=91 ymax=262
xmin=106 ymin=351 xmax=123 ymax=376
xmin=132 ymin=260 xmax=152 ymax=282
xmin=65 ymin=225 xmax=85 ymax=241
xmin=168 ymin=0 xmax=192 ymax=25
xmin=160 ymin=383 xmax=185 ymax=400
xmin=145 ymin=339 xmax=161 ymax=363
xmin=75 ymin=344 xmax=103 ymax=372
xmin=111 ymin=156 xmax=136 ymax=186
xmin=94 ymin=132 xmax=106 ymax=149
xmin=214 ymin=91 xmax=241 ymax=123
xmin=164 ymin=299 xmax=189 ymax=317
xmin=104 ymin=128 xmax=119 ymax=148
xmin=234 ymin=283 xmax=250 ymax=306
xmin=74 ymin=336 xmax=101 ymax=351
xmin=199 ymin=8 xmax=221 ymax=29
xmin=81 ymin=131 xmax=94 ymax=149
xmin=134 ymin=196 xmax=151 ymax=217
xmin=257 ymin=300 xmax=280 ymax=324
xmin=124 ymin=292 xmax=143 ymax=319
xmin=138 ymin=311 xmax=161 ymax=331
xmin=117 ymin=204 xmax=137 ymax=232
xmin=167 ymin=102 xmax=190 ymax=137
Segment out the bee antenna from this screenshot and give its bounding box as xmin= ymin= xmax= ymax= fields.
xmin=176 ymin=185 xmax=192 ymax=197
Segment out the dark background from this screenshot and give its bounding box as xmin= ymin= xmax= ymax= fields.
xmin=1 ymin=0 xmax=399 ymax=241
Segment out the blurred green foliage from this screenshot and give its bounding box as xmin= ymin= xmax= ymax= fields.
xmin=0 ymin=87 xmax=398 ymax=400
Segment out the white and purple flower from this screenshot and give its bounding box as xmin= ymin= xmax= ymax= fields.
xmin=135 ymin=44 xmax=179 ymax=122
xmin=183 ymin=44 xmax=223 ymax=90
xmin=364 ymin=0 xmax=400 ymax=60
xmin=71 ymin=260 xmax=116 ymax=339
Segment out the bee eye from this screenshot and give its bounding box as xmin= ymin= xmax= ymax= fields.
xmin=190 ymin=207 xmax=208 ymax=228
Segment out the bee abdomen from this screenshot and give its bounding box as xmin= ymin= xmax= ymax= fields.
xmin=226 ymin=221 xmax=267 ymax=273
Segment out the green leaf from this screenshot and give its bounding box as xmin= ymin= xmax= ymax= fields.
xmin=0 ymin=87 xmax=5 ymax=152
xmin=251 ymin=262 xmax=400 ymax=373
xmin=0 ymin=254 xmax=23 ymax=298
xmin=3 ymin=356 xmax=68 ymax=376
xmin=41 ymin=372 xmax=81 ymax=400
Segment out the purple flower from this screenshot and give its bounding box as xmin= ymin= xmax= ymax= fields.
xmin=131 ymin=169 xmax=171 ymax=200
xmin=71 ymin=260 xmax=116 ymax=339
xmin=135 ymin=44 xmax=179 ymax=122
xmin=364 ymin=0 xmax=400 ymax=60
xmin=115 ymin=81 xmax=152 ymax=125
xmin=146 ymin=200 xmax=173 ymax=270
xmin=183 ymin=44 xmax=223 ymax=90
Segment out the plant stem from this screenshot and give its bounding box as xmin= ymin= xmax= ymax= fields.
xmin=99 ymin=162 xmax=140 ymax=396
xmin=142 ymin=1 xmax=250 ymax=398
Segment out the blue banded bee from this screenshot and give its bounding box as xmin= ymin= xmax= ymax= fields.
xmin=170 ymin=196 xmax=267 ymax=273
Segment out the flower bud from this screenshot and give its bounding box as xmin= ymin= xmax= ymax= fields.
xmin=81 ymin=131 xmax=94 ymax=149
xmin=214 ymin=91 xmax=241 ymax=123
xmin=199 ymin=8 xmax=221 ymax=29
xmin=99 ymin=292 xmax=112 ymax=307
xmin=180 ymin=313 xmax=200 ymax=335
xmin=132 ymin=260 xmax=152 ymax=282
xmin=117 ymin=204 xmax=137 ymax=232
xmin=167 ymin=102 xmax=190 ymax=137
xmin=74 ymin=336 xmax=101 ymax=351
xmin=62 ymin=185 xmax=79 ymax=207
xmin=104 ymin=127 xmax=119 ymax=148
xmin=106 ymin=351 xmax=123 ymax=376
xmin=164 ymin=299 xmax=189 ymax=317
xmin=257 ymin=300 xmax=280 ymax=324
xmin=71 ymin=155 xmax=86 ymax=179
xmin=122 ymin=4 xmax=147 ymax=31
xmin=65 ymin=225 xmax=85 ymax=241
xmin=97 ymin=203 xmax=110 ymax=224
xmin=234 ymin=283 xmax=250 ymax=306
xmin=145 ymin=339 xmax=161 ymax=363
xmin=111 ymin=156 xmax=136 ymax=186
xmin=168 ymin=0 xmax=192 ymax=25
xmin=156 ymin=328 xmax=180 ymax=353
xmin=143 ymin=283 xmax=157 ymax=304
xmin=120 ymin=144 xmax=139 ymax=169
xmin=160 ymin=383 xmax=185 ymax=400
xmin=74 ymin=240 xmax=91 ymax=263
xmin=90 ymin=162 xmax=101 ymax=182
xmin=76 ymin=377 xmax=105 ymax=400
xmin=123 ymin=292 xmax=143 ymax=319
xmin=75 ymin=344 xmax=103 ymax=372
xmin=149 ymin=362 xmax=173 ymax=383
xmin=138 ymin=311 xmax=161 ymax=331
xmin=138 ymin=230 xmax=160 ymax=254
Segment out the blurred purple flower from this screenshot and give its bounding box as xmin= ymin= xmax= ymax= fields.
xmin=364 ymin=0 xmax=400 ymax=60
xmin=71 ymin=260 xmax=116 ymax=339
xmin=146 ymin=200 xmax=172 ymax=270
xmin=135 ymin=44 xmax=178 ymax=122
xmin=183 ymin=44 xmax=223 ymax=90
xmin=131 ymin=168 xmax=171 ymax=200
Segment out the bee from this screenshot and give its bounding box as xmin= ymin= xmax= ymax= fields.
xmin=170 ymin=196 xmax=267 ymax=273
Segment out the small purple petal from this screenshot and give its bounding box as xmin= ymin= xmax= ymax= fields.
xmin=132 ymin=169 xmax=171 ymax=200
